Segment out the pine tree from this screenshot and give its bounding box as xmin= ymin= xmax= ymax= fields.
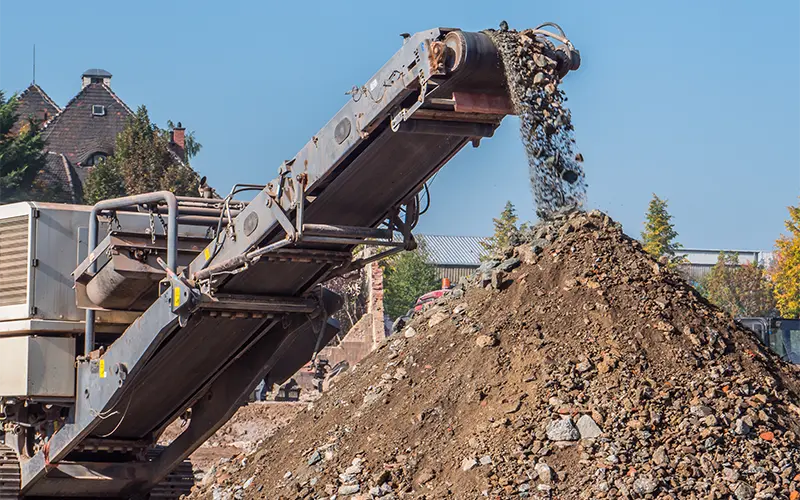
xmin=641 ymin=194 xmax=682 ymax=262
xmin=481 ymin=201 xmax=520 ymax=257
xmin=0 ymin=91 xmax=46 ymax=202
xmin=383 ymin=247 xmax=439 ymax=319
xmin=84 ymin=106 xmax=201 ymax=202
xmin=771 ymin=200 xmax=800 ymax=318
xmin=700 ymin=252 xmax=776 ymax=317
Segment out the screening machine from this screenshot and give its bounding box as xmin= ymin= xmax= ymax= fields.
xmin=0 ymin=26 xmax=579 ymax=498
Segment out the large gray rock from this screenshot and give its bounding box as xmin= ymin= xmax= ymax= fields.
xmin=338 ymin=484 xmax=360 ymax=495
xmin=576 ymin=414 xmax=602 ymax=439
xmin=633 ymin=477 xmax=657 ymax=495
xmin=534 ymin=462 xmax=554 ymax=484
xmin=733 ymin=482 xmax=755 ymax=500
xmin=546 ymin=418 xmax=580 ymax=441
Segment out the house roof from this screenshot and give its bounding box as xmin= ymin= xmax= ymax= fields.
xmin=42 ymin=83 xmax=134 ymax=166
xmin=10 ymin=84 xmax=61 ymax=134
xmin=417 ymin=234 xmax=488 ymax=267
xmin=27 ymin=152 xmax=82 ymax=204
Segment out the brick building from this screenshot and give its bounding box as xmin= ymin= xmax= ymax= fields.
xmin=10 ymin=69 xmax=186 ymax=203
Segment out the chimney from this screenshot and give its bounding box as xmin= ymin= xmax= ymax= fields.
xmin=81 ymin=69 xmax=112 ymax=89
xmin=172 ymin=122 xmax=186 ymax=150
xmin=170 ymin=122 xmax=186 ymax=161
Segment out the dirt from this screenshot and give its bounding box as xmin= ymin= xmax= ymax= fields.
xmin=160 ymin=402 xmax=303 ymax=475
xmin=189 ymin=210 xmax=800 ymax=499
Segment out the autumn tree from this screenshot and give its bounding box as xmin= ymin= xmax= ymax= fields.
xmin=383 ymin=247 xmax=439 ymax=319
xmin=641 ymin=194 xmax=683 ymax=263
xmin=0 ymin=91 xmax=46 ymax=203
xmin=481 ymin=201 xmax=521 ymax=258
xmin=771 ymin=200 xmax=800 ymax=318
xmin=700 ymin=252 xmax=776 ymax=317
xmin=84 ymin=106 xmax=201 ymax=203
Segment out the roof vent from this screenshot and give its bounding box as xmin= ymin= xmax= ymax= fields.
xmin=82 ymin=69 xmax=112 ymax=89
xmin=92 ymin=105 xmax=106 ymax=116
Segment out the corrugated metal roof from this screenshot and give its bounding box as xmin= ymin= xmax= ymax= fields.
xmin=682 ymin=248 xmax=772 ymax=266
xmin=417 ymin=234 xmax=488 ymax=267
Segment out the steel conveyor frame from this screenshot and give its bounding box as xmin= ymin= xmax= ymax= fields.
xmin=16 ymin=26 xmax=578 ymax=497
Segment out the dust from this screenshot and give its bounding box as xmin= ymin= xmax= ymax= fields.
xmin=486 ymin=28 xmax=586 ymax=219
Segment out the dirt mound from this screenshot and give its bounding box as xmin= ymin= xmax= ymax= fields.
xmin=191 ymin=211 xmax=800 ymax=499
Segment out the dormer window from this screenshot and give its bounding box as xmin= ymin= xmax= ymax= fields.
xmin=85 ymin=153 xmax=108 ymax=166
xmin=92 ymin=105 xmax=106 ymax=116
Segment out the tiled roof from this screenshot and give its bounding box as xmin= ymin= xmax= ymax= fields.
xmin=416 ymin=234 xmax=489 ymax=267
xmin=28 ymin=152 xmax=81 ymax=204
xmin=42 ymin=83 xmax=133 ymax=167
xmin=10 ymin=84 xmax=61 ymax=134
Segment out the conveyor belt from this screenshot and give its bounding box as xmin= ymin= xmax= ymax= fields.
xmin=20 ymin=26 xmax=583 ymax=498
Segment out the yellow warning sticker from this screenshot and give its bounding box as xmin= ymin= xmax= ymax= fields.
xmin=99 ymin=359 xmax=106 ymax=379
xmin=174 ymin=286 xmax=181 ymax=308
xmin=204 ymin=248 xmax=210 ymax=260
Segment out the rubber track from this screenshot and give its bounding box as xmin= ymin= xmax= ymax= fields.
xmin=0 ymin=444 xmax=20 ymax=500
xmin=0 ymin=443 xmax=192 ymax=499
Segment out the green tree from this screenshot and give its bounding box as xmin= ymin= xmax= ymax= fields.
xmin=84 ymin=106 xmax=201 ymax=203
xmin=0 ymin=91 xmax=46 ymax=202
xmin=641 ymin=194 xmax=682 ymax=263
xmin=771 ymin=200 xmax=800 ymax=317
xmin=383 ymin=248 xmax=439 ymax=319
xmin=83 ymin=158 xmax=126 ymax=203
xmin=481 ymin=201 xmax=520 ymax=257
xmin=700 ymin=252 xmax=776 ymax=317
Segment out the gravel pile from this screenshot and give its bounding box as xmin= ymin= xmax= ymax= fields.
xmin=191 ymin=211 xmax=800 ymax=499
xmin=485 ymin=27 xmax=586 ymax=219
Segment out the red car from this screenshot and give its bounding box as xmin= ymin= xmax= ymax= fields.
xmin=413 ymin=289 xmax=450 ymax=312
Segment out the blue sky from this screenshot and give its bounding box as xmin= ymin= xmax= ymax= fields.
xmin=1 ymin=1 xmax=797 ymax=251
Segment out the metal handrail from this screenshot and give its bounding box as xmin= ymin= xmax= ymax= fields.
xmin=83 ymin=192 xmax=179 ymax=354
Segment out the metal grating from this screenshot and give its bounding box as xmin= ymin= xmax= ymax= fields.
xmin=0 ymin=215 xmax=29 ymax=307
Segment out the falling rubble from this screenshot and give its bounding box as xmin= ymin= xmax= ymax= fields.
xmin=191 ymin=210 xmax=800 ymax=499
xmin=486 ymin=28 xmax=586 ymax=218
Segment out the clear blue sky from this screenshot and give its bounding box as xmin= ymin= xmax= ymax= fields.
xmin=1 ymin=1 xmax=798 ymax=250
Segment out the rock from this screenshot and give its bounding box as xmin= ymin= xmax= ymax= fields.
xmin=633 ymin=476 xmax=658 ymax=495
xmin=338 ymin=484 xmax=361 ymax=495
xmin=461 ymin=458 xmax=477 ymax=471
xmin=498 ymin=257 xmax=521 ymax=272
xmin=477 ymin=259 xmax=500 ymax=274
xmin=344 ymin=463 xmax=362 ymax=475
xmin=479 ymin=455 xmax=492 ymax=466
xmin=453 ymin=303 xmax=468 ymax=315
xmin=475 ymin=334 xmax=497 ymax=348
xmin=491 ymin=270 xmax=506 ymax=289
xmin=734 ymin=418 xmax=751 ymax=435
xmin=417 ymin=468 xmax=435 ymax=484
xmin=691 ymin=405 xmax=714 ymax=417
xmin=576 ymin=414 xmax=602 ymax=439
xmin=428 ymin=311 xmax=448 ymax=328
xmin=723 ymin=468 xmax=740 ymax=483
xmin=575 ymin=359 xmax=592 ymax=373
xmin=546 ymin=418 xmax=580 ymax=441
xmin=283 ymin=471 xmax=292 ymax=479
xmin=242 ymin=477 xmax=254 ymax=489
xmin=652 ymin=446 xmax=668 ymax=466
xmin=734 ymin=482 xmax=755 ymax=500
xmin=534 ymin=462 xmax=554 ymax=484
xmin=403 ymin=327 xmax=417 ymax=338
xmin=307 ymin=450 xmax=322 ymax=466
